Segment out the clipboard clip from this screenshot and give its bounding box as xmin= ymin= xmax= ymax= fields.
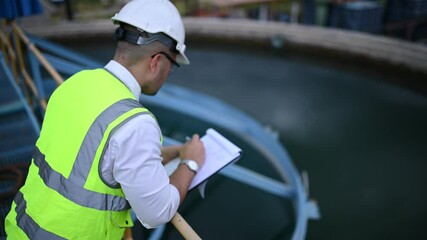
xmin=197 ymin=181 xmax=208 ymax=199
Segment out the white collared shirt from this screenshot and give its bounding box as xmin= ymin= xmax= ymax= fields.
xmin=102 ymin=60 xmax=180 ymax=228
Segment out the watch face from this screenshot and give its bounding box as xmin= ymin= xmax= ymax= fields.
xmin=188 ymin=161 xmax=198 ymax=171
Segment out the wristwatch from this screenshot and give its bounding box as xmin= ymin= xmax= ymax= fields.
xmin=180 ymin=159 xmax=199 ymax=174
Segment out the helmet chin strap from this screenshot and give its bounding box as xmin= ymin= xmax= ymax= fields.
xmin=114 ymin=26 xmax=178 ymax=53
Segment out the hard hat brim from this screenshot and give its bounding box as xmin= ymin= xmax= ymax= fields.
xmin=177 ymin=53 xmax=190 ymax=65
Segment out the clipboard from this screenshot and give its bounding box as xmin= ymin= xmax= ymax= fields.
xmin=164 ymin=128 xmax=242 ymax=190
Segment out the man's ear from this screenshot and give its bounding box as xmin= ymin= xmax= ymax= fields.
xmin=150 ymin=54 xmax=161 ymax=75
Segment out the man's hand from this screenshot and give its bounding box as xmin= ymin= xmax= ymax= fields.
xmin=179 ymin=134 xmax=205 ymax=168
xmin=169 ymin=134 xmax=205 ymax=203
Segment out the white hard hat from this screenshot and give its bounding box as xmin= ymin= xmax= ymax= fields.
xmin=111 ymin=0 xmax=189 ymax=65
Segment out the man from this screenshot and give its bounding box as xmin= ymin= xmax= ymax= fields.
xmin=5 ymin=0 xmax=205 ymax=239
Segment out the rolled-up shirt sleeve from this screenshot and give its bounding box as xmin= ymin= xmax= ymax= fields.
xmin=103 ymin=114 xmax=180 ymax=228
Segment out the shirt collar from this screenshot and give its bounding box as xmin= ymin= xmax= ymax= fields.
xmin=104 ymin=60 xmax=141 ymax=100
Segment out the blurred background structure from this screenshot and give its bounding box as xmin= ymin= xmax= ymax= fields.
xmin=36 ymin=0 xmax=427 ymax=43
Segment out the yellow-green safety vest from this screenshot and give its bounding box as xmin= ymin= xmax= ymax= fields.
xmin=5 ymin=68 xmax=155 ymax=239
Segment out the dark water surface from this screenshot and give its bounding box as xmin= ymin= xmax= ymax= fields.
xmin=63 ymin=40 xmax=427 ymax=240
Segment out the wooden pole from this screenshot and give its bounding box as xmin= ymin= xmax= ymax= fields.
xmin=171 ymin=212 xmax=202 ymax=240
xmin=123 ymin=228 xmax=133 ymax=240
xmin=12 ymin=21 xmax=33 ymax=106
xmin=21 ymin=69 xmax=47 ymax=110
xmin=0 ymin=29 xmax=18 ymax=80
xmin=2 ymin=21 xmax=50 ymax=111
xmin=124 ymin=212 xmax=201 ymax=240
xmin=1 ymin=30 xmax=47 ymax=111
xmin=11 ymin=22 xmax=64 ymax=86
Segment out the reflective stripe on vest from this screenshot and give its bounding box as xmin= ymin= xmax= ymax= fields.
xmin=14 ymin=191 xmax=66 ymax=240
xmin=33 ymin=147 xmax=130 ymax=211
xmin=69 ymin=99 xmax=143 ymax=187
xmin=31 ymin=98 xmax=145 ymax=211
